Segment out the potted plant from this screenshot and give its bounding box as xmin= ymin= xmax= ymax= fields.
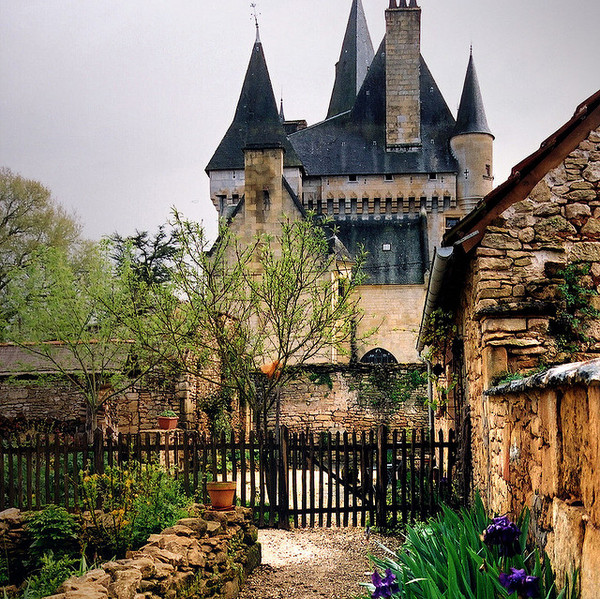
xmin=206 ymin=481 xmax=237 ymax=509
xmin=158 ymin=410 xmax=178 ymax=430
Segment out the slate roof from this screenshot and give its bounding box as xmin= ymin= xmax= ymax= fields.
xmin=206 ymin=37 xmax=302 ymax=172
xmin=334 ymin=216 xmax=428 ymax=285
xmin=454 ymin=52 xmax=493 ymax=137
xmin=327 ymin=0 xmax=375 ymax=119
xmin=0 ymin=343 xmax=129 ymax=376
xmin=289 ymin=39 xmax=458 ymax=176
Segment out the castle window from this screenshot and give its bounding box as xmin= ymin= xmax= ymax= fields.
xmin=429 ymin=173 xmax=437 ymax=180
xmin=348 ymin=174 xmax=358 ymax=183
xmin=384 ymin=174 xmax=394 ymax=182
xmin=382 ymin=243 xmax=391 ymax=251
xmin=232 ymin=193 xmax=239 ymax=203
xmin=445 ymin=217 xmax=460 ymax=231
xmin=360 ymin=348 xmax=397 ymax=365
xmin=485 ymin=164 xmax=492 ymax=177
xmin=232 ymin=171 xmax=236 ymax=179
xmin=263 ymin=189 xmax=270 ymax=211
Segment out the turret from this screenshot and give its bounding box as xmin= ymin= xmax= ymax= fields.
xmin=327 ymin=0 xmax=374 ymax=119
xmin=205 ymin=26 xmax=301 ymax=216
xmin=450 ymin=49 xmax=494 ymax=210
xmin=385 ymin=0 xmax=421 ymax=148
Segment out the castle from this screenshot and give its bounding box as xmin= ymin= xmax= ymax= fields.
xmin=206 ymin=0 xmax=494 ymax=364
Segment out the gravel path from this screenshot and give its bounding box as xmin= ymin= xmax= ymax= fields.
xmin=239 ymin=528 xmax=403 ymax=599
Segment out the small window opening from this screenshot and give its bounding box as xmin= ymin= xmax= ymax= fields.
xmin=348 ymin=174 xmax=358 ymax=183
xmin=384 ymin=173 xmax=394 ymax=182
xmin=446 ymin=217 xmax=460 ymax=231
xmin=382 ymin=243 xmax=391 ymax=251
xmin=263 ymin=189 xmax=270 ymax=211
xmin=360 ymin=348 xmax=397 ymax=365
xmin=486 ymin=164 xmax=491 ymax=177
xmin=429 ymin=173 xmax=437 ymax=180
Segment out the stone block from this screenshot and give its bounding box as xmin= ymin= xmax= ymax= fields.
xmin=565 ymin=202 xmax=592 ymax=220
xmin=482 ymin=234 xmax=522 ymax=250
xmin=551 ymin=498 xmax=586 ymax=590
xmin=569 ymin=242 xmax=600 ymax=262
xmin=479 ymin=257 xmax=513 ymax=271
xmin=583 ymin=163 xmax=600 ymax=183
xmin=567 ymin=190 xmax=596 ymax=202
xmin=530 ymin=181 xmax=552 ymax=203
xmin=482 ymin=318 xmax=527 ymax=333
xmin=581 ymin=523 xmax=600 ymax=597
xmin=581 ymin=217 xmax=600 ymax=238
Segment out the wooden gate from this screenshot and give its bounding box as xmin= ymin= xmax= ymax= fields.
xmin=0 ymin=426 xmax=456 ymax=528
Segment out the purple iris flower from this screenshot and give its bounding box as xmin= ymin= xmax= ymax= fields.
xmin=483 ymin=515 xmax=522 ymax=557
xmin=499 ymin=568 xmax=540 ymax=598
xmin=371 ymin=569 xmax=399 ymax=598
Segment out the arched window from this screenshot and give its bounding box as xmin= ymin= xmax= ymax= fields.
xmin=360 ymin=348 xmax=397 ymax=365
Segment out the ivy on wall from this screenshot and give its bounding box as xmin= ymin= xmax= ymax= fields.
xmin=354 ymin=368 xmax=428 ymax=412
xmin=550 ymin=262 xmax=600 ymax=353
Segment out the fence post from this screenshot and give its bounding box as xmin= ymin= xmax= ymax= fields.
xmin=376 ymin=424 xmax=388 ymax=529
xmin=93 ymin=428 xmax=104 ymax=474
xmin=278 ymin=426 xmax=290 ymax=529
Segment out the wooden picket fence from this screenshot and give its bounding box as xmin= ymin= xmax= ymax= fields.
xmin=0 ymin=426 xmax=457 ymax=529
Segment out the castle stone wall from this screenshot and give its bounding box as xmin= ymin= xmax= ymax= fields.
xmin=272 ymin=365 xmax=429 ymax=433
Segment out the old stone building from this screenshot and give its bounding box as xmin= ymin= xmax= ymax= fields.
xmin=418 ymin=90 xmax=600 ymax=595
xmin=206 ymin=0 xmax=494 ymax=365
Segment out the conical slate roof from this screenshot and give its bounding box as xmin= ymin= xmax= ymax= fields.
xmin=454 ymin=51 xmax=493 ymax=137
xmin=290 ymin=37 xmax=458 ymax=176
xmin=206 ymin=34 xmax=302 ymax=172
xmin=326 ymin=0 xmax=375 ymax=119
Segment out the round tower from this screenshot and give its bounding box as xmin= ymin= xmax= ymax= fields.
xmin=450 ymin=50 xmax=494 ymax=212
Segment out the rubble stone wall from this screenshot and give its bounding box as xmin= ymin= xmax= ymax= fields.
xmin=272 ymin=365 xmax=429 ymax=433
xmin=474 ymin=362 xmax=600 ymax=597
xmin=0 ymin=506 xmax=260 ymax=599
xmin=468 ymin=126 xmax=600 ymax=382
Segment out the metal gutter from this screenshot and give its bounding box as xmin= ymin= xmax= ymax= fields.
xmin=416 ymin=246 xmax=454 ymax=353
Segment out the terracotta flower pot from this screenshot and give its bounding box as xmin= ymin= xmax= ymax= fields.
xmin=206 ymin=481 xmax=237 ymax=509
xmin=158 ymin=416 xmax=178 ymax=430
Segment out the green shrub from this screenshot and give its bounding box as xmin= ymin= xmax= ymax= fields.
xmin=20 ymin=553 xmax=79 ymax=599
xmin=0 ymin=554 xmax=9 ymax=586
xmin=79 ymin=462 xmax=190 ymax=558
xmin=25 ymin=505 xmax=80 ymax=566
xmin=362 ymin=495 xmax=579 ymax=599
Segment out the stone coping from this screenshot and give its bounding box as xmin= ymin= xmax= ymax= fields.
xmin=485 ymin=357 xmax=600 ymax=396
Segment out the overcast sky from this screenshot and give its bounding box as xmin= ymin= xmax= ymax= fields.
xmin=1 ymin=0 xmax=598 ymax=241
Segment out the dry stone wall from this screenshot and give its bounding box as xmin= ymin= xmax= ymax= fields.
xmin=468 ymin=126 xmax=600 ymax=379
xmin=0 ymin=506 xmax=260 ymax=599
xmin=272 ymin=365 xmax=429 ymax=433
xmin=478 ymin=361 xmax=600 ymax=597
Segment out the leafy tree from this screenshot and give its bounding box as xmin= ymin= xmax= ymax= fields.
xmin=126 ymin=212 xmax=366 ymax=434
xmin=0 ymin=168 xmax=81 ymax=297
xmin=109 ymin=226 xmax=179 ymax=285
xmin=2 ymin=243 xmax=163 ymax=436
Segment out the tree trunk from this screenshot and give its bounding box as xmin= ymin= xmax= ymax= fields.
xmin=86 ymin=403 xmax=99 ymax=444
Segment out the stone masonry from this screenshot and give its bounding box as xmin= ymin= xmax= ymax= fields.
xmin=0 ymin=506 xmax=261 ymax=599
xmin=273 ymin=366 xmax=429 ymax=433
xmin=482 ymin=361 xmax=600 ymax=596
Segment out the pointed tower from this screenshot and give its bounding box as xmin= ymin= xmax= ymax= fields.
xmin=450 ymin=50 xmax=494 ymax=209
xmin=206 ymin=29 xmax=301 ymax=174
xmin=385 ymin=0 xmax=421 ymax=148
xmin=326 ymin=0 xmax=374 ymax=119
xmin=206 ymin=28 xmax=302 ymax=217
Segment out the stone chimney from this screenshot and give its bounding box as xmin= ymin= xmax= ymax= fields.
xmin=243 ymin=144 xmax=284 ymax=230
xmin=385 ymin=0 xmax=421 ymax=148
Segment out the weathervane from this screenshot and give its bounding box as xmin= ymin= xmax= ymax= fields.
xmin=251 ymin=2 xmax=261 ymax=40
